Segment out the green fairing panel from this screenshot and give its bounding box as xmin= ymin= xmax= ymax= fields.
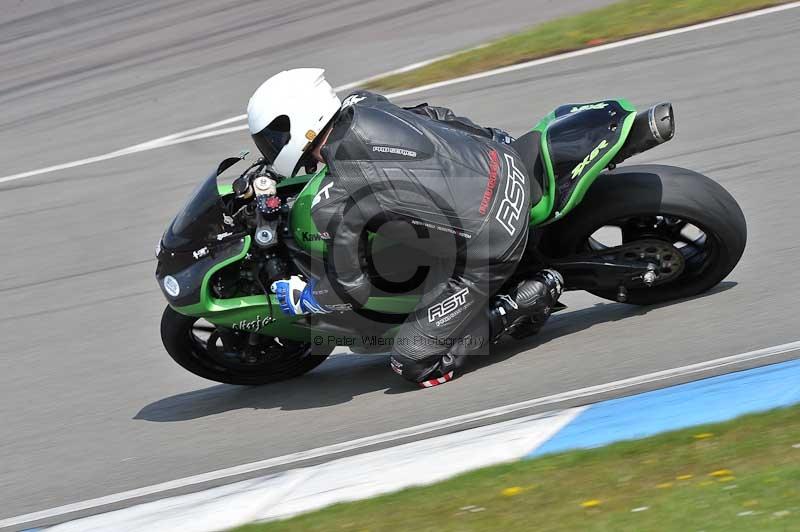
xmin=289 ymin=167 xmax=328 ymax=256
xmin=278 ymin=172 xmax=316 ymax=190
xmin=529 ymin=99 xmax=637 ymax=226
xmin=179 ymin=291 xmax=414 ymax=343
xmin=529 ymin=110 xmax=558 ymax=226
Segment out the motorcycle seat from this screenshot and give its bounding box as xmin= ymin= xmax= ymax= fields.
xmin=510 ymin=130 xmax=544 ymax=205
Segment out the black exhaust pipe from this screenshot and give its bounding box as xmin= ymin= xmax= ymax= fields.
xmin=613 ymin=102 xmax=674 ymax=164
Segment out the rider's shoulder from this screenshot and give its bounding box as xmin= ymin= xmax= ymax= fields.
xmin=326 ymin=92 xmax=435 ymax=162
xmin=331 ymin=91 xmax=389 ymax=133
xmin=339 ymin=91 xmax=389 ymax=110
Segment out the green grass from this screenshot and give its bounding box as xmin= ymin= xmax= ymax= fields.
xmin=366 ymin=0 xmax=794 ymax=91
xmin=237 ymin=404 xmax=800 ymax=531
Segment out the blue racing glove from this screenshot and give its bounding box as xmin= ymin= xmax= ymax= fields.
xmin=271 ymin=276 xmax=331 ymax=316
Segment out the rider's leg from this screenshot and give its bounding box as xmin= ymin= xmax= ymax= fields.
xmin=389 ymin=267 xmax=565 ymax=386
xmin=389 ymin=274 xmax=487 ymax=387
xmin=388 ymin=245 xmax=522 ymax=387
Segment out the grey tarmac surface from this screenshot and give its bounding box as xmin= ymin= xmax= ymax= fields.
xmin=1 ymin=1 xmax=800 ymax=524
xmin=0 ymin=0 xmax=611 ymax=176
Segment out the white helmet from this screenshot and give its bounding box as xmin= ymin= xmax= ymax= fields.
xmin=247 ymin=68 xmax=341 ymax=177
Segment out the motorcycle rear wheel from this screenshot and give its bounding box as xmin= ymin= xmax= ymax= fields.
xmin=545 ymin=164 xmax=747 ymax=305
xmin=160 ymin=306 xmax=332 ymax=385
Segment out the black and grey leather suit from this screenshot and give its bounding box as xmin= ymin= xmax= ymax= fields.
xmin=310 ymin=91 xmax=535 ymax=383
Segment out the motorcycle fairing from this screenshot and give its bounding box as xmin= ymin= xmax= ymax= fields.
xmin=531 ymin=99 xmax=637 ymax=223
xmin=289 ymin=166 xmax=329 ymax=257
xmin=157 ymin=236 xmax=249 ymax=309
xmin=157 ymin=160 xmax=251 ymax=308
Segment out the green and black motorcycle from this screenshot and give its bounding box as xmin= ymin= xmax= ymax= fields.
xmin=156 ymin=100 xmax=746 ymax=385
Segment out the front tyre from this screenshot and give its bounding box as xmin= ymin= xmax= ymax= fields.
xmin=546 ymin=164 xmax=747 ymax=305
xmin=160 ymin=306 xmax=332 ymax=385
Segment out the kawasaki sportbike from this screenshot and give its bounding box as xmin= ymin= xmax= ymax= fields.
xmin=156 ymin=100 xmax=746 ymax=384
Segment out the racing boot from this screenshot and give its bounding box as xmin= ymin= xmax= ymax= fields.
xmin=489 ymin=269 xmax=564 ymax=341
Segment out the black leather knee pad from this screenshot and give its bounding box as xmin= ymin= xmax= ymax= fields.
xmin=390 ymin=344 xmax=467 ymax=384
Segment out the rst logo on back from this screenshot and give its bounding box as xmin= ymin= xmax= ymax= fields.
xmin=496 ymin=154 xmax=526 ymax=236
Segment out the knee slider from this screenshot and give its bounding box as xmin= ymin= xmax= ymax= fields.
xmin=390 ymin=354 xmax=439 ymax=382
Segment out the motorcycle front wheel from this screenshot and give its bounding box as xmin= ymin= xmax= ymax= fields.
xmin=545 ymin=164 xmax=747 ymax=305
xmin=160 ymin=306 xmax=332 ymax=385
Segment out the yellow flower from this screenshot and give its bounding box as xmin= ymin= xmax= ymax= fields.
xmin=698 ymin=481 xmax=713 ymax=487
xmin=656 ymin=482 xmax=674 ymax=489
xmin=501 ymin=487 xmax=524 ymax=497
xmin=581 ymin=499 xmax=601 ymax=508
xmin=694 ymin=433 xmax=714 ymax=440
xmin=718 ymin=476 xmax=736 ymax=483
xmin=709 ymin=469 xmax=733 ymax=477
xmin=676 ymin=474 xmax=693 ymax=480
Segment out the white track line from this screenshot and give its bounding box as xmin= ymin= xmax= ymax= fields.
xmin=2 ymin=340 xmax=799 ymax=529
xmin=1 ymin=1 xmax=798 ymax=186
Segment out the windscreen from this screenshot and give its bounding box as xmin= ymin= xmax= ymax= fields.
xmin=162 ymin=172 xmax=226 ymax=251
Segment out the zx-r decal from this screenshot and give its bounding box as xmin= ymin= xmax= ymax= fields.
xmin=570 ymin=139 xmax=609 ymax=181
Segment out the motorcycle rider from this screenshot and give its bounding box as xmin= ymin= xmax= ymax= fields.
xmin=248 ymin=68 xmax=563 ymax=387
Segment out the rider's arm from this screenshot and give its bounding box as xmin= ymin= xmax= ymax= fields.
xmin=311 ymin=190 xmax=371 ymax=310
xmin=404 ymin=103 xmax=513 ymax=144
xmin=405 ymin=103 xmax=491 ymax=137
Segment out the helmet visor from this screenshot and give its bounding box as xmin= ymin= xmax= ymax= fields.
xmin=252 ymin=115 xmax=291 ymax=165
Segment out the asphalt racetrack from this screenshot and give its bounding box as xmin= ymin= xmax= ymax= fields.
xmin=1 ymin=0 xmax=799 ymax=524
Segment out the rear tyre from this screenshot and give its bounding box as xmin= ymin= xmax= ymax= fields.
xmin=160 ymin=306 xmax=332 ymax=385
xmin=545 ymin=164 xmax=746 ymax=305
